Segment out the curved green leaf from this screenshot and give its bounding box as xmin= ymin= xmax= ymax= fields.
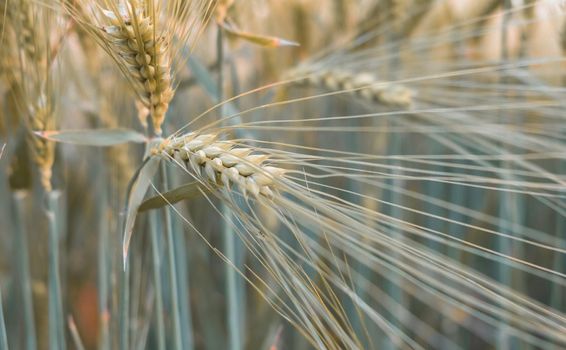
xmin=36 ymin=128 xmax=147 ymax=146
xmin=122 ymin=157 xmax=160 ymax=268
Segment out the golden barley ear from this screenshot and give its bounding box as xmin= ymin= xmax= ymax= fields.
xmin=63 ymin=0 xmax=217 ymax=136
xmin=156 ymin=132 xmax=286 ymax=198
xmin=29 ymin=102 xmax=56 ymax=192
xmin=5 ymin=0 xmax=61 ymax=193
xmin=288 ymin=68 xmax=414 ymax=108
xmin=100 ymin=2 xmax=173 ymax=135
xmin=11 ymin=0 xmax=43 ymax=63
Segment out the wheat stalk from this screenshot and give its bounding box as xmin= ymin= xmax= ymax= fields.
xmin=290 ymin=68 xmax=414 ymax=107
xmin=154 ymin=132 xmax=286 ymax=198
xmin=3 ymin=3 xmax=68 ymax=348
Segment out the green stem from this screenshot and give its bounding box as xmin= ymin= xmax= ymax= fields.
xmin=46 ymin=191 xmax=66 ymax=350
xmin=97 ymin=181 xmax=110 ymax=350
xmin=149 ymin=210 xmax=166 ymax=350
xmin=218 ymin=26 xmax=243 ymax=350
xmin=161 ymin=164 xmax=183 ymax=350
xmin=171 ymin=213 xmax=193 ymax=350
xmin=12 ymin=192 xmax=37 ymax=350
xmin=0 ymin=287 xmax=8 ymax=350
xmin=119 ymin=254 xmax=130 ymax=350
xmin=223 ymin=207 xmax=242 ymax=350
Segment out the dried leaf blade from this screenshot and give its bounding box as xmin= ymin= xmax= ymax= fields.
xmin=220 ymin=22 xmax=299 ymax=48
xmin=139 ymin=181 xmax=202 ymax=211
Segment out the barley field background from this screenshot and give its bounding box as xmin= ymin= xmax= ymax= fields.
xmin=0 ymin=0 xmax=565 ymax=349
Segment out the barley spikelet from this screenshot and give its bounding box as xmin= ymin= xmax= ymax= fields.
xmin=29 ymin=99 xmax=56 ymax=192
xmin=0 ymin=0 xmax=8 ymax=48
xmin=9 ymin=0 xmax=43 ymax=64
xmin=291 ymin=68 xmax=414 ymax=107
xmin=10 ymin=0 xmax=62 ymax=192
xmin=18 ymin=0 xmax=36 ymax=58
xmin=100 ymin=2 xmax=173 ymax=135
xmin=155 ymin=133 xmax=285 ymax=198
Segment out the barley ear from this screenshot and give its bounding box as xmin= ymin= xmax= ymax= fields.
xmin=29 ymin=104 xmax=56 ymax=192
xmin=100 ymin=2 xmax=173 ymax=136
xmin=290 ymin=68 xmax=414 ymax=107
xmin=157 ymin=133 xmax=285 ymax=198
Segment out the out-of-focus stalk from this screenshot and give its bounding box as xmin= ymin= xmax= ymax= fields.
xmin=148 ymin=210 xmax=166 ymax=350
xmin=217 ymin=26 xmax=244 ymax=350
xmin=161 ymin=164 xmax=184 ymax=350
xmin=46 ymin=191 xmax=66 ymax=350
xmin=0 ymin=286 xmax=8 ymax=350
xmin=12 ymin=192 xmax=37 ymax=350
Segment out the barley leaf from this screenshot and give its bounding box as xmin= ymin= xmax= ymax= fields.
xmin=36 ymin=128 xmax=147 ymax=146
xmin=219 ymin=22 xmax=299 ymax=48
xmin=122 ymin=157 xmax=160 ymax=268
xmin=139 ymin=181 xmax=201 ymax=211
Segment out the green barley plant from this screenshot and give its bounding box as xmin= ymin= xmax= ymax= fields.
xmin=0 ymin=0 xmax=565 ymax=349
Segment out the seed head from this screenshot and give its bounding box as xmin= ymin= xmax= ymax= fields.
xmin=157 ymin=133 xmax=286 ymax=198
xmin=29 ymin=101 xmax=55 ymax=192
xmin=290 ymin=68 xmax=414 ymax=107
xmin=100 ymin=2 xmax=173 ymax=135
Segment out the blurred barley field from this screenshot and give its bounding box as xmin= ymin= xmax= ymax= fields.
xmin=0 ymin=0 xmax=565 ymax=349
